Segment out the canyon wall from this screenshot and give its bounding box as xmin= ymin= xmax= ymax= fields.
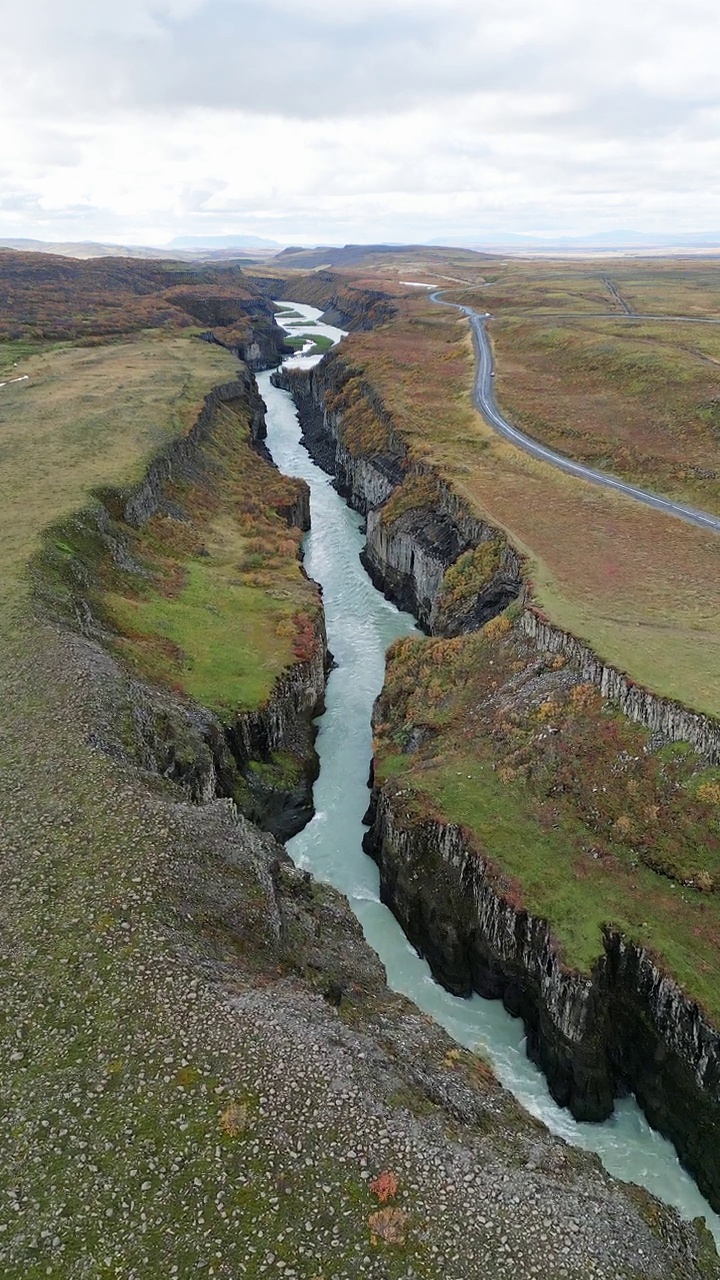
xmin=277 ymin=358 xmax=522 ymax=632
xmin=363 ymin=786 xmax=720 ymax=1212
xmin=35 ymin=369 xmax=324 ymax=841
xmin=280 ymin=345 xmax=720 ymax=1212
xmin=520 ymin=609 xmax=720 ymax=763
xmin=248 ymin=271 xmax=398 ymax=332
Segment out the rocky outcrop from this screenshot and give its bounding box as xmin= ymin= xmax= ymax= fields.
xmin=363 ymin=784 xmax=720 ymax=1212
xmin=119 ymin=612 xmax=328 ymax=842
xmin=180 ymin=291 xmax=289 ymax=369
xmin=521 ymin=609 xmax=720 ymax=763
xmin=203 ymin=322 xmax=289 ymax=372
xmin=364 ymin=494 xmax=522 ymax=633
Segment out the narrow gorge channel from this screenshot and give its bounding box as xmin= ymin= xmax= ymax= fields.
xmin=258 ymin=302 xmax=720 ymax=1242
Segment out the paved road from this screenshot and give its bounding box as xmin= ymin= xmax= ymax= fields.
xmin=430 ymin=291 xmax=720 ymax=535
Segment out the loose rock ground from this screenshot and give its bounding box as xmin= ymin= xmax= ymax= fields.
xmin=1 ymin=605 xmax=718 ymax=1279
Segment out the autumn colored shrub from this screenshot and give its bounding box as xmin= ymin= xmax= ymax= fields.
xmin=369 ymin=1171 xmax=399 ymax=1203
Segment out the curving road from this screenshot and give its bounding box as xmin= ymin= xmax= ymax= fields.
xmin=429 ymin=290 xmax=720 ymax=535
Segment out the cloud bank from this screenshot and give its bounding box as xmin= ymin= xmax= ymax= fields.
xmin=2 ymin=0 xmax=719 ymax=243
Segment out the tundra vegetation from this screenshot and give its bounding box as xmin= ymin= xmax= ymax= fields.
xmin=283 ymin=253 xmax=720 ymax=716
xmin=3 ymin=248 xmax=720 ymax=1277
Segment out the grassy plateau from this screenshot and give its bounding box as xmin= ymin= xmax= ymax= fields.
xmin=300 ymin=256 xmax=720 ymax=717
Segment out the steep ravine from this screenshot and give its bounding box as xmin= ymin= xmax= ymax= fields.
xmin=35 ymin=367 xmax=326 ymax=842
xmin=279 ymin=351 xmax=720 ymax=752
xmin=279 ymin=340 xmax=720 ymax=1219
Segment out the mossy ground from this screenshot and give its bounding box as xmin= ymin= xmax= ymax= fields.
xmin=373 ymin=620 xmax=720 ymax=1017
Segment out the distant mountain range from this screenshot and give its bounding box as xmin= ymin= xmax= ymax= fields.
xmin=428 ymin=231 xmax=720 ymax=250
xmin=167 ymin=235 xmax=280 ymax=250
xmin=0 ymin=237 xmax=277 ymax=262
xmin=4 ymin=231 xmax=720 ymax=266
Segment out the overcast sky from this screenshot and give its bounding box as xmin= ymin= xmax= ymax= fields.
xmin=2 ymin=0 xmax=720 ymax=246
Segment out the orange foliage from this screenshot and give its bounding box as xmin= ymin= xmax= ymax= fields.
xmin=369 ymin=1170 xmax=399 ymax=1203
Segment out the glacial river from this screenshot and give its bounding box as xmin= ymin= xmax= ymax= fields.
xmin=258 ymin=302 xmax=720 ymax=1243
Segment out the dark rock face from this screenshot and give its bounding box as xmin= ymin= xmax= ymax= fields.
xmin=225 ymin=627 xmax=329 ymax=841
xmin=363 ymin=500 xmax=522 ymax=634
xmin=521 ymin=610 xmax=720 ymax=763
xmin=363 ymin=790 xmax=616 ymax=1122
xmin=191 ymin=295 xmax=289 ymax=370
xmin=603 ymin=935 xmax=720 ymax=1210
xmin=276 ymin=359 xmax=523 ymax=635
xmin=99 ymin=617 xmax=327 ymax=844
xmin=363 ymin=787 xmax=720 ymax=1211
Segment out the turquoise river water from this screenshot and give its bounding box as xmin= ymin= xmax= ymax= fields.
xmin=257 ymin=302 xmax=720 ymax=1243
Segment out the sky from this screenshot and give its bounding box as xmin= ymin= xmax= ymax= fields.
xmin=2 ymin=0 xmax=720 ymax=246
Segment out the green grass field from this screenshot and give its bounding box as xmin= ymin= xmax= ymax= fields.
xmin=0 ymin=332 xmax=238 ymax=599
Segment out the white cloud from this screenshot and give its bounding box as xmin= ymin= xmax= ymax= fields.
xmin=1 ymin=0 xmax=720 ymax=243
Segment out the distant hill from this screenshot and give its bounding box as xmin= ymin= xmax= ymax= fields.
xmin=427 ymin=231 xmax=720 ymax=252
xmin=0 ymin=250 xmax=276 ymax=342
xmin=0 ymin=237 xmax=273 ymax=263
xmin=0 ymin=238 xmax=193 ymax=261
xmin=168 ymin=235 xmax=279 ymax=251
xmin=274 ymin=243 xmax=491 ymax=269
